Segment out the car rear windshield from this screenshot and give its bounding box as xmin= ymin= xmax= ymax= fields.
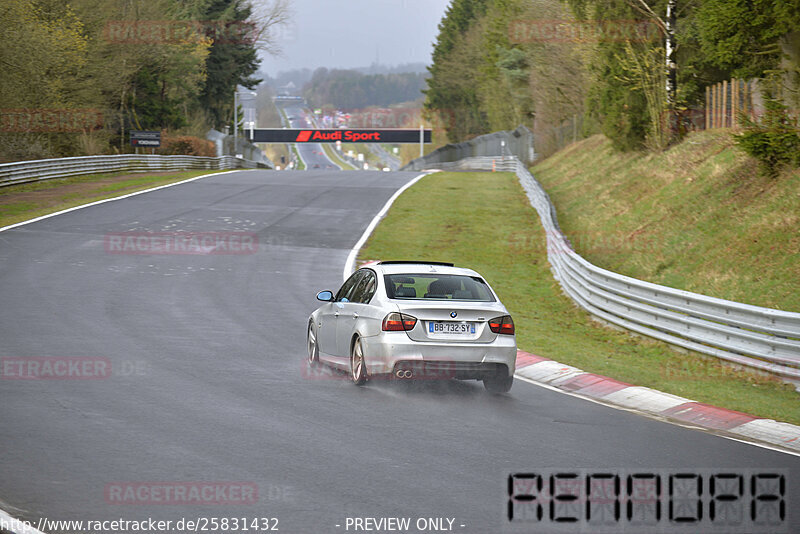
xmin=384 ymin=273 xmax=496 ymax=301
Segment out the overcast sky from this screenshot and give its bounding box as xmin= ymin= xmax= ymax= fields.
xmin=258 ymin=0 xmax=453 ymax=75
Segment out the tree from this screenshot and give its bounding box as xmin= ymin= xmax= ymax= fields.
xmin=424 ymin=0 xmax=491 ymax=141
xmin=518 ymin=0 xmax=589 ymax=156
xmin=1 ymin=0 xmax=290 ymax=160
xmin=696 ymin=0 xmax=800 ymax=112
xmin=623 ymin=0 xmax=676 ymax=107
xmin=0 ymin=0 xmax=88 ymax=160
xmin=565 ymin=0 xmax=653 ymax=150
xmin=0 ymin=0 xmax=87 ymax=108
xmin=423 ymin=0 xmax=588 ymax=147
xmin=67 ymin=0 xmax=212 ymax=149
xmin=197 ymin=0 xmax=262 ymax=129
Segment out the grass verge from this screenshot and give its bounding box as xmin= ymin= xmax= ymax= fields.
xmin=0 ymin=169 xmax=227 ymax=228
xmin=291 ymin=145 xmax=306 ymax=170
xmin=358 ymin=171 xmax=800 ymax=425
xmin=261 ymin=143 xmax=291 ymax=169
xmin=532 ymin=131 xmax=800 ymax=311
xmin=321 ymin=144 xmax=357 ymax=170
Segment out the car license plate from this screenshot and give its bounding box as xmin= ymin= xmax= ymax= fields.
xmin=428 ymin=321 xmax=475 ymax=335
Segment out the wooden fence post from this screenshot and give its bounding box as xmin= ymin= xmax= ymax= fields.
xmin=711 ymin=84 xmax=717 ymax=130
xmin=743 ymin=80 xmax=750 ymax=123
xmin=722 ymin=80 xmax=728 ymax=128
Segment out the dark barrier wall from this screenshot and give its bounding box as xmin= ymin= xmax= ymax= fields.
xmin=401 ymin=126 xmax=534 ymax=170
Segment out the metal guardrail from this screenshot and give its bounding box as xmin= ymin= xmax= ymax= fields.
xmin=448 ymin=155 xmax=800 ymax=385
xmin=0 ymin=154 xmax=265 ymax=188
xmin=207 ymin=128 xmax=274 ymax=168
xmin=401 ymin=126 xmax=535 ymax=171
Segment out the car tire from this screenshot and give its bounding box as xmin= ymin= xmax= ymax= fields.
xmin=307 ymin=323 xmax=319 ymax=365
xmin=350 ymin=337 xmax=367 ymax=386
xmin=483 ymin=373 xmax=513 ymax=394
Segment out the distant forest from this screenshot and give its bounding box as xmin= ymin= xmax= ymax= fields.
xmin=262 ymin=63 xmax=428 ymax=93
xmin=302 ymin=68 xmax=429 ymax=109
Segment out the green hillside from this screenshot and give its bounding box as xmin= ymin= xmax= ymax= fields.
xmin=532 ymin=131 xmax=800 ymax=311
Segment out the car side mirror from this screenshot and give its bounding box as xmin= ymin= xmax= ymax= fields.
xmin=316 ymin=290 xmax=334 ymax=302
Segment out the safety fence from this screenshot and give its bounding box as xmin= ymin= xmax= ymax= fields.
xmin=0 ymin=154 xmax=267 ymax=188
xmin=705 ymin=78 xmax=758 ymax=129
xmin=431 ymin=155 xmax=800 ymax=386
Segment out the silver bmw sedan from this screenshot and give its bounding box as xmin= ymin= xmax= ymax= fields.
xmin=307 ymin=261 xmax=517 ymax=392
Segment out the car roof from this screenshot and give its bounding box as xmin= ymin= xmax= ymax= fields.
xmin=361 ymin=262 xmax=482 ymax=278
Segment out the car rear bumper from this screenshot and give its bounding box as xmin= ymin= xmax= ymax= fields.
xmin=391 ymin=360 xmax=508 ymax=380
xmin=361 ymin=332 xmax=516 ymax=379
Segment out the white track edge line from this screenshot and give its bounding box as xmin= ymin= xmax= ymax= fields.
xmin=0 ymin=170 xmax=246 ymax=234
xmin=0 ymin=168 xmax=253 ymax=532
xmin=342 ymin=172 xmax=433 ymax=280
xmin=294 ymin=144 xmax=307 ymax=170
xmin=514 ymin=373 xmax=800 ymax=458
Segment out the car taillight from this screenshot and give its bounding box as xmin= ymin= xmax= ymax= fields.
xmin=489 ymin=315 xmax=515 ymax=335
xmin=382 ymin=312 xmax=417 ymax=331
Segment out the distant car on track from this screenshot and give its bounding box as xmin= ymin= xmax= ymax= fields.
xmin=307 ymin=261 xmax=516 ymax=392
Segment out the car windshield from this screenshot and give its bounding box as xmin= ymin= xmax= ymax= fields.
xmin=384 ymin=273 xmax=495 ymax=301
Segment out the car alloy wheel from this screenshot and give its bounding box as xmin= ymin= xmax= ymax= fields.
xmin=307 ymin=323 xmax=319 ymax=365
xmin=350 ymin=338 xmax=367 ymax=385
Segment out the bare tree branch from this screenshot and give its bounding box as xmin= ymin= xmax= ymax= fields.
xmin=249 ymin=0 xmax=292 ymax=56
xmin=625 ymin=0 xmax=667 ymax=34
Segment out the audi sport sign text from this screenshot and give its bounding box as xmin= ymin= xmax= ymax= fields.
xmin=295 ymin=130 xmax=382 ymax=142
xmin=247 ymin=129 xmax=432 ymax=144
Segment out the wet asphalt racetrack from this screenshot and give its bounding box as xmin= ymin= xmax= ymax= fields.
xmin=0 ymin=168 xmax=798 ymax=533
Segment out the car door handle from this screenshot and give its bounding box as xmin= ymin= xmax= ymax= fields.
xmin=334 ymin=312 xmax=339 ymax=317
xmin=352 ymin=313 xmax=359 ymax=319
